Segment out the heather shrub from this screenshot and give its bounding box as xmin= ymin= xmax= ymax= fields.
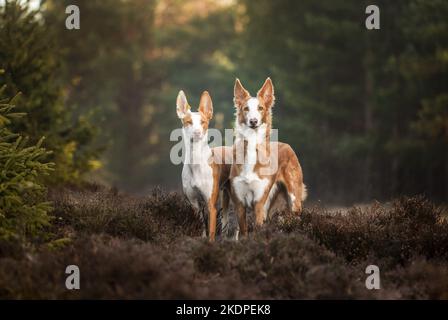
xmin=221 ymin=232 xmax=371 ymax=299
xmin=50 ymin=185 xmax=202 ymax=243
xmin=272 ymin=196 xmax=448 ymax=266
xmin=383 ymin=258 xmax=448 ymax=299
xmin=0 ymin=235 xmax=259 ymax=299
xmin=1 ymin=188 xmax=447 ymax=299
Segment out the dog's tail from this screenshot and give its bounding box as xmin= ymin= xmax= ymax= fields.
xmin=301 ymin=183 xmax=308 ymax=202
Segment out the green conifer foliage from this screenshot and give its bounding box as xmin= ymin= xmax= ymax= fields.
xmin=0 ymin=86 xmax=54 ymax=241
xmin=0 ymin=1 xmax=98 ymax=185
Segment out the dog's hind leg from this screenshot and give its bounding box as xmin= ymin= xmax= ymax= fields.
xmin=282 ymin=160 xmax=306 ymax=214
xmin=220 ymin=189 xmax=230 ymax=238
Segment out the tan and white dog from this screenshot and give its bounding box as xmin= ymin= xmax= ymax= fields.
xmin=176 ymin=90 xmax=232 ymax=241
xmin=230 ymin=78 xmax=307 ymax=236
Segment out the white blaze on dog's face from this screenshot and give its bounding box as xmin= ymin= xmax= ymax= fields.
xmin=234 ymin=78 xmax=275 ymax=130
xmin=245 ymin=98 xmax=263 ymax=129
xmin=177 ymin=90 xmax=213 ymax=142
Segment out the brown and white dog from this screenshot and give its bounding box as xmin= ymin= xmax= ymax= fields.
xmin=176 ymin=90 xmax=232 ymax=241
xmin=230 ymin=78 xmax=307 ymax=236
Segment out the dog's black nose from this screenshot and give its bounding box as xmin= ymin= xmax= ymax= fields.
xmin=249 ymin=118 xmax=258 ymax=127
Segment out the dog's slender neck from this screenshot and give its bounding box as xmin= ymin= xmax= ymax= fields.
xmin=183 ymin=130 xmax=211 ymax=166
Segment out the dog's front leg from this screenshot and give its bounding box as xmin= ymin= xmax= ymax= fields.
xmin=208 ymin=202 xmax=217 ymax=242
xmin=207 ymin=174 xmax=221 ymax=242
xmin=234 ymin=201 xmax=247 ymax=237
xmin=254 ymin=200 xmax=267 ymax=229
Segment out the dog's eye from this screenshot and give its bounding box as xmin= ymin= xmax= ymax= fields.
xmin=184 ymin=120 xmax=192 ymax=126
xmin=243 ymin=106 xmax=249 ymax=112
xmin=201 ymin=120 xmax=206 ymax=125
xmin=258 ymin=106 xmax=263 ymax=111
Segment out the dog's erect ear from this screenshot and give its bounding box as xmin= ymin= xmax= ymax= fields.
xmin=176 ymin=90 xmax=190 ymax=119
xmin=257 ymin=77 xmax=275 ymax=108
xmin=234 ymin=78 xmax=250 ymax=108
xmin=199 ymin=91 xmax=213 ymax=120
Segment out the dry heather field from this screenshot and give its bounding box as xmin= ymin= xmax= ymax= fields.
xmin=1 ymin=185 xmax=448 ymax=299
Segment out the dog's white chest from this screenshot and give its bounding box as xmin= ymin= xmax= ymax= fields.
xmin=182 ymin=162 xmax=213 ymax=203
xmin=233 ymin=173 xmax=268 ymax=209
xmin=232 ymin=133 xmax=269 ymax=208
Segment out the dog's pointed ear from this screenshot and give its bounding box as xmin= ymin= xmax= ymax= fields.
xmin=176 ymin=90 xmax=190 ymax=119
xmin=234 ymin=78 xmax=250 ymax=108
xmin=199 ymin=91 xmax=213 ymax=120
xmin=257 ymin=77 xmax=275 ymax=108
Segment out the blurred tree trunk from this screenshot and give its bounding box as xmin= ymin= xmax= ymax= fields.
xmin=363 ymin=44 xmax=374 ymax=200
xmin=445 ymin=150 xmax=448 ymax=201
xmin=116 ymin=76 xmax=145 ymax=186
xmin=391 ymin=126 xmax=399 ymax=196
